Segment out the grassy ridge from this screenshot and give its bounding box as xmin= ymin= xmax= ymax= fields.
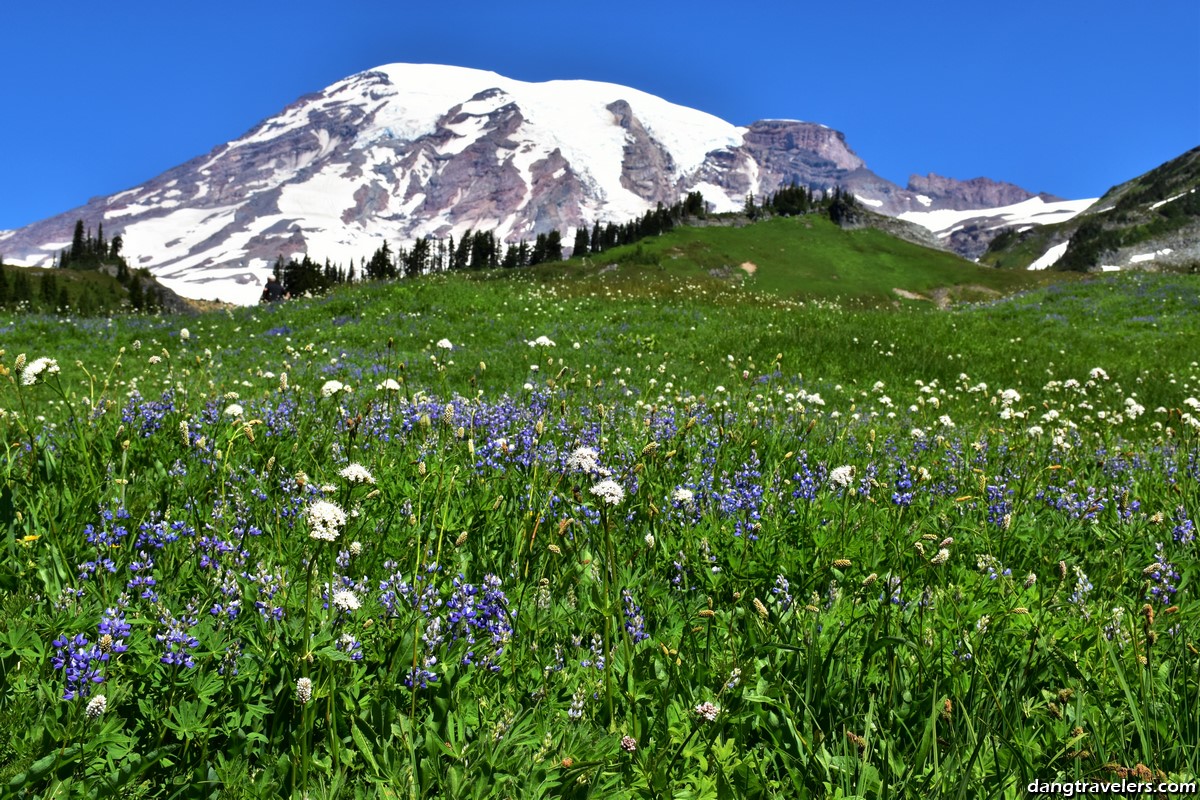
xmin=558 ymin=216 xmax=1047 ymax=304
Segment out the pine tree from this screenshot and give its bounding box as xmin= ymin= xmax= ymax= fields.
xmin=572 ymin=226 xmax=590 ymax=258
xmin=70 ymin=220 xmax=86 ymax=262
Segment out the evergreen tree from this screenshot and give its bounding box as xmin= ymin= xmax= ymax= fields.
xmin=545 ymin=230 xmax=563 ymax=262
xmin=13 ymin=271 xmax=32 ymax=305
xmin=71 ymin=220 xmax=86 ymax=260
xmin=0 ymin=268 xmax=8 ymax=307
xmin=128 ymin=276 xmax=144 ymax=311
xmin=57 ymin=285 xmax=71 ymax=313
xmin=572 ymin=225 xmax=590 ymax=258
xmin=40 ymin=273 xmax=58 ymax=308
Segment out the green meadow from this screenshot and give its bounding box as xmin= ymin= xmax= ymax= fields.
xmin=1 ymin=248 xmax=1198 ymax=798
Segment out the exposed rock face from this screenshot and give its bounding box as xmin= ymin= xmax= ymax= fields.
xmin=608 ymin=100 xmax=678 ymax=205
xmin=906 ymin=173 xmax=1056 ymax=210
xmin=0 ymin=63 xmax=1060 ymax=302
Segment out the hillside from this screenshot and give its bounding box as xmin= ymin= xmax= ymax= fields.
xmin=0 ymin=262 xmax=193 ymax=316
xmin=982 ymin=146 xmax=1200 ymax=272
xmin=540 ymin=214 xmax=1047 ymax=306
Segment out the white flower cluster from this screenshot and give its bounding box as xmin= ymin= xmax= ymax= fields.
xmin=672 ymin=487 xmax=696 ymax=507
xmin=21 ymin=357 xmax=60 ymax=386
xmin=526 ymin=335 xmax=556 ymax=347
xmin=339 ymin=463 xmax=375 ymax=485
xmin=566 ymin=446 xmax=609 ymax=476
xmin=590 ymin=478 xmax=625 ymax=506
xmin=320 ymin=380 xmax=347 ymax=398
xmin=307 ymin=499 xmax=347 ymax=541
xmin=829 ymin=465 xmax=856 ymax=489
xmin=332 ymin=589 xmax=361 ymax=612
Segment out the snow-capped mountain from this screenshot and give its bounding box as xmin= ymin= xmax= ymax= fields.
xmin=0 ymin=63 xmax=1073 ymax=304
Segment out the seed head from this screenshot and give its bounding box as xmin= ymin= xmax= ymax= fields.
xmin=86 ymin=694 xmax=107 ymax=719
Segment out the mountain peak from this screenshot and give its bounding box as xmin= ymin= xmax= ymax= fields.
xmin=0 ymin=63 xmax=1066 ymax=304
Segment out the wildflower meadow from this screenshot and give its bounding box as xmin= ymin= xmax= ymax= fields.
xmin=1 ymin=267 xmax=1198 ymax=798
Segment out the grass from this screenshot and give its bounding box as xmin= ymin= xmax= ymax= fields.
xmin=0 ymin=262 xmax=1198 ymax=799
xmin=555 ymin=216 xmax=1049 ymax=305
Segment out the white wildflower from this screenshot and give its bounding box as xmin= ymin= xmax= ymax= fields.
xmin=295 ymin=677 xmax=313 ymax=704
xmin=339 ymin=463 xmax=375 ymax=485
xmin=590 ymin=478 xmax=625 ymax=506
xmin=307 ymin=499 xmax=347 ymax=542
xmin=566 ymin=446 xmax=604 ymax=474
xmin=320 ymin=380 xmax=345 ymax=398
xmin=436 ymin=338 xmax=453 ymax=350
xmin=829 ymin=465 xmax=856 ymax=489
xmin=179 ymin=328 xmax=190 ymax=341
xmin=224 ymin=403 xmax=244 ymax=418
xmin=694 ymin=702 xmax=721 ymax=722
xmin=20 ymin=357 xmax=60 ymax=386
xmin=377 ymin=378 xmax=401 ymax=391
xmin=672 ymin=487 xmax=696 ymax=507
xmin=527 ymin=335 xmax=556 ymax=347
xmin=332 ymin=590 xmax=361 ymax=613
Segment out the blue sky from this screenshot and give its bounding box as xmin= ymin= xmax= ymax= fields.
xmin=1 ymin=0 xmax=1197 ymax=231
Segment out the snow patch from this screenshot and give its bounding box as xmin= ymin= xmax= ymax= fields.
xmin=854 ymin=194 xmax=884 ymax=208
xmin=1027 ymin=242 xmax=1069 ymax=271
xmin=1130 ymin=248 xmax=1174 ymax=264
xmin=899 ymin=196 xmax=1096 ymax=237
xmin=915 ymin=194 xmax=932 ymax=207
xmin=1150 ymin=188 xmax=1194 ymax=210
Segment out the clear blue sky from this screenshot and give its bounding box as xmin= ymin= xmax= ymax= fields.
xmin=2 ymin=0 xmax=1197 ymax=231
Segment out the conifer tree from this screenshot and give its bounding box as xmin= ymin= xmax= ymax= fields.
xmin=572 ymin=226 xmax=590 ymax=258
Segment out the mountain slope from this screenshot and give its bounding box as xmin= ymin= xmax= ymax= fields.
xmin=981 ymin=146 xmax=1200 ymax=272
xmin=0 ymin=63 xmax=1062 ymax=303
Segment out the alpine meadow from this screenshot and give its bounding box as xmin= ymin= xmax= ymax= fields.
xmin=1 ymin=251 xmax=1198 ymax=797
